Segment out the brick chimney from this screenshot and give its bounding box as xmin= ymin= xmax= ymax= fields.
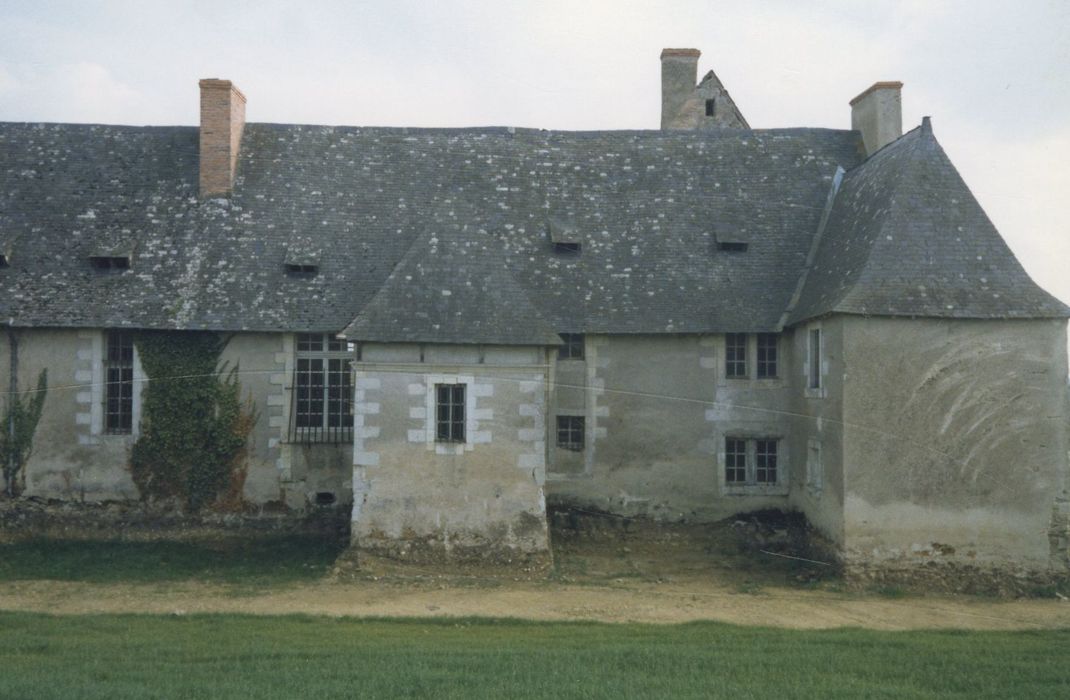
xmin=199 ymin=79 xmax=246 ymax=198
xmin=850 ymin=81 xmax=903 ymax=157
xmin=660 ymin=48 xmax=700 ymax=130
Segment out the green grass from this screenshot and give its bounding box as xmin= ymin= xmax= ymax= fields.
xmin=0 ymin=613 xmax=1066 ymax=699
xmin=0 ymin=536 xmax=347 ymax=586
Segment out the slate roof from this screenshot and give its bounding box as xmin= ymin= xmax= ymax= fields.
xmin=1 ymin=119 xmax=1065 ymax=344
xmin=341 ymin=226 xmax=561 ymax=346
xmin=788 ymin=120 xmax=1070 ymax=323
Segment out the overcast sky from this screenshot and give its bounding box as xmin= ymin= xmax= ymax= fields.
xmin=2 ymin=0 xmax=1068 ymax=311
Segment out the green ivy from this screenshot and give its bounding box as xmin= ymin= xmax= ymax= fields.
xmin=1 ymin=369 xmax=47 ymax=497
xmin=130 ymin=331 xmax=258 ymax=511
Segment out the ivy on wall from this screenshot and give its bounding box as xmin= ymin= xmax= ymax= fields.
xmin=1 ymin=369 xmax=47 ymax=497
xmin=130 ymin=331 xmax=258 ymax=511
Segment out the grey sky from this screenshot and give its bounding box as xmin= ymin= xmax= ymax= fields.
xmin=2 ymin=0 xmax=1068 ymax=310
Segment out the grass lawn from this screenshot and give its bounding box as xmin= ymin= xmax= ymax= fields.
xmin=0 ymin=612 xmax=1067 ymax=699
xmin=0 ymin=536 xmax=347 ymax=586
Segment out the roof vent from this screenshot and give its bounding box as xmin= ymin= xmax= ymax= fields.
xmin=0 ymin=254 xmax=8 ymax=269
xmin=548 ymin=218 xmax=581 ymax=255
xmin=285 ymin=263 xmax=319 ymax=275
xmin=89 ymin=255 xmax=131 ymax=271
xmin=716 ymin=241 xmax=748 ymax=253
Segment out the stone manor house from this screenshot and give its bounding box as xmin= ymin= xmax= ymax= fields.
xmin=1 ymin=49 xmax=1068 ymax=573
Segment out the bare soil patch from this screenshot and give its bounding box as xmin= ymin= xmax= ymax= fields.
xmin=1 ymin=513 xmax=1067 ymax=630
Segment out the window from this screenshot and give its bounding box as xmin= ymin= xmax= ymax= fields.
xmin=558 ymin=333 xmax=584 ymax=360
xmin=435 ymin=383 xmax=466 ymax=443
xmin=755 ymin=439 xmax=778 ymax=484
xmin=104 ymin=331 xmax=134 ymax=434
xmin=725 ymin=437 xmax=747 ymax=484
xmin=756 ymin=333 xmax=778 ymax=378
xmin=724 ymin=437 xmax=782 ymax=487
xmin=808 ymin=328 xmax=822 ymax=389
xmin=556 ymin=415 xmax=585 ymax=451
xmin=725 ymin=333 xmax=747 ymax=378
xmin=291 ymin=333 xmax=353 ymax=443
xmin=705 ymin=98 xmax=716 ymax=116
xmin=553 ymin=242 xmax=581 ymax=255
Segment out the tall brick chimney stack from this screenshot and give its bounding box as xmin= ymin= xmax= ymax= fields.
xmin=850 ymin=81 xmax=903 ymax=157
xmin=660 ymin=48 xmax=700 ymax=130
xmin=199 ymin=79 xmax=246 ymax=198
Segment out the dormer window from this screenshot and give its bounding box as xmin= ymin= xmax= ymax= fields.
xmin=548 ymin=217 xmax=581 ymax=256
xmin=90 ymin=255 xmax=131 ymax=271
xmin=717 ymin=241 xmax=748 ymax=253
xmin=285 ymin=263 xmax=319 ymax=275
xmin=705 ymin=99 xmax=716 ymax=116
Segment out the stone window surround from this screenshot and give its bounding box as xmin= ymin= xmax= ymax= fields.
xmin=77 ymin=330 xmax=146 ymax=444
xmin=804 ymin=322 xmax=828 ymax=399
xmin=715 ymin=333 xmax=786 ymax=387
xmin=717 ymin=430 xmax=789 ymax=496
xmin=423 ymin=373 xmax=480 ymax=456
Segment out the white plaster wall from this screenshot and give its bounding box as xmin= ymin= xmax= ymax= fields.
xmin=351 ymin=346 xmax=550 ymax=558
xmin=545 ymin=334 xmax=795 ymax=521
xmin=839 ymin=316 xmax=1070 ymax=571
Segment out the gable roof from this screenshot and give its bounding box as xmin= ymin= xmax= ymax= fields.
xmin=697 ymin=70 xmax=750 ymax=129
xmin=788 ymin=120 xmax=1070 ymax=323
xmin=0 ymin=122 xmax=863 ymax=339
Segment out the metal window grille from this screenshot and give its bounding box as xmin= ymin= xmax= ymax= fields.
xmin=556 ymin=415 xmax=585 ymax=451
xmin=809 ymin=328 xmax=821 ymax=389
xmin=756 ymin=439 xmax=778 ymax=483
xmin=558 ymin=333 xmax=584 ymax=360
xmin=725 ymin=333 xmax=747 ymax=378
xmin=289 ymin=333 xmax=353 ymax=444
xmin=756 ymin=333 xmax=778 ymax=378
xmin=725 ymin=437 xmax=747 ymax=483
xmin=104 ymin=331 xmax=134 ymax=434
xmin=435 ymin=384 xmax=466 ymax=443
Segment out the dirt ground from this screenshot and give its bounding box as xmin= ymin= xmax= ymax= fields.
xmin=2 ymin=516 xmax=1068 ymax=631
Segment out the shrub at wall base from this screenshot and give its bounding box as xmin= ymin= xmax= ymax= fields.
xmin=130 ymin=332 xmax=258 ymax=511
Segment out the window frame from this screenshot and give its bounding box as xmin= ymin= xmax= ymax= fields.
xmin=557 ymin=333 xmax=585 ymax=360
xmin=435 ymin=383 xmax=467 ymax=444
xmin=289 ymin=333 xmax=354 ymax=444
xmin=722 ymin=436 xmax=785 ymax=493
xmin=756 ymin=333 xmax=779 ymax=379
xmin=104 ymin=330 xmax=134 ymax=435
xmin=556 ymin=415 xmax=585 ymax=452
xmin=808 ymin=327 xmax=822 ymax=390
xmin=725 ymin=333 xmax=748 ymax=378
